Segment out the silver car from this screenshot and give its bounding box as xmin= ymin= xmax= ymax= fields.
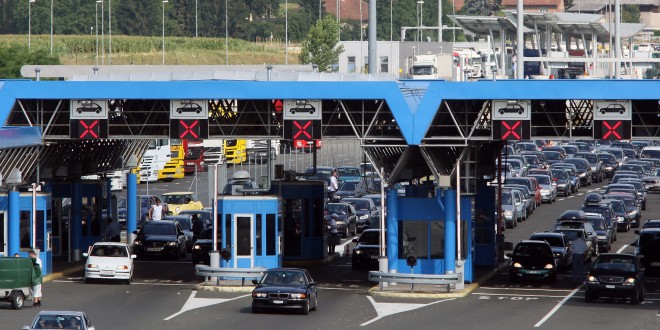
xmin=529 ymin=174 xmax=557 ymax=203
xmin=500 ymin=189 xmax=520 ymax=229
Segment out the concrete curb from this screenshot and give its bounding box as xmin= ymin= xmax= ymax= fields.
xmin=43 ymin=265 xmax=85 ymax=283
xmin=283 ymin=253 xmax=340 ymax=267
xmin=196 ymin=283 xmax=254 ymax=293
xmin=366 ymin=262 xmax=509 ymax=299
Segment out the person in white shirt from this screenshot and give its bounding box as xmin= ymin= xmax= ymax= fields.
xmin=148 ymin=198 xmax=167 ymax=221
xmin=28 ymin=249 xmax=43 ymax=308
xmin=329 ymin=170 xmax=339 ymax=200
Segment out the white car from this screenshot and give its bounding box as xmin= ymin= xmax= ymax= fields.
xmin=83 ymin=242 xmax=135 ymax=284
xmin=23 ymin=311 xmax=95 ymax=330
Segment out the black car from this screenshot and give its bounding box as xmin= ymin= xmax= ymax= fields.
xmin=528 ymin=233 xmax=573 ymax=271
xmin=602 ymin=198 xmax=631 ymax=232
xmin=642 ymin=219 xmax=660 ymax=229
xmin=325 ymin=203 xmax=357 ymax=238
xmin=176 ymin=103 xmax=202 ymax=114
xmin=133 ymin=220 xmax=187 ymax=260
xmin=162 ymin=215 xmax=194 ymax=251
xmin=251 ymin=268 xmax=318 ymax=315
xmin=341 ymin=197 xmax=378 ymax=233
xmin=573 ymin=152 xmax=604 ymax=183
xmin=584 ymin=214 xmax=613 ymax=252
xmin=178 ymin=209 xmax=213 ymax=228
xmin=563 ymin=158 xmax=593 ymax=186
xmin=507 ymin=240 xmax=557 ymax=283
xmin=585 ymin=254 xmax=645 ymax=304
xmin=332 ymin=180 xmax=360 ymax=201
xmin=597 ymin=152 xmax=619 ymax=178
xmin=632 ymin=228 xmax=660 ymax=273
xmin=191 ymin=227 xmax=221 ymax=264
xmin=351 ymin=229 xmax=381 ymax=270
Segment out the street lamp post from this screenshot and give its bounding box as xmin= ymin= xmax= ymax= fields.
xmin=108 ymin=0 xmax=112 ymax=64
xmin=225 ymin=0 xmax=228 ymax=65
xmin=417 ymin=1 xmax=424 ymax=42
xmin=285 ymin=0 xmax=288 ymax=65
xmin=162 ymin=0 xmax=168 ymax=65
xmin=28 ymin=0 xmax=35 ymax=52
xmin=96 ymin=0 xmax=101 ymax=65
xmin=50 ymin=0 xmax=53 ymax=54
xmin=195 ymin=0 xmax=198 ymax=37
xmin=101 ymin=0 xmax=104 ymax=65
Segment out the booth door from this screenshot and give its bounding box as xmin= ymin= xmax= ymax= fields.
xmin=0 ymin=213 xmax=5 ymax=256
xmin=233 ymin=215 xmax=254 ymax=268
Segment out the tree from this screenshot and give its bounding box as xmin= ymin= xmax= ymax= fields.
xmin=0 ymin=44 xmax=60 ymax=79
xmin=460 ymin=0 xmax=500 ymax=16
xmin=622 ymin=5 xmax=641 ymax=23
xmin=299 ymin=16 xmax=343 ymax=72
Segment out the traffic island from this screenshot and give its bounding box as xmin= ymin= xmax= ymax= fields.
xmin=368 ymin=282 xmax=479 ymax=299
xmin=195 ymin=280 xmax=255 ymax=293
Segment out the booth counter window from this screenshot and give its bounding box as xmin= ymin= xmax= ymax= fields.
xmin=398 ymin=221 xmax=445 ymax=259
xmin=20 ymin=211 xmax=31 ymax=250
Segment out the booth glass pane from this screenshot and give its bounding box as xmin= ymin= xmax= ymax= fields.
xmin=266 ymin=214 xmax=276 ymax=255
xmin=225 ymin=215 xmax=232 ymax=250
xmin=236 ymin=216 xmax=251 ymax=256
xmin=37 ymin=211 xmax=45 ymax=252
xmin=20 ymin=211 xmax=31 ymax=250
xmin=312 ymin=199 xmax=324 ymax=237
xmin=52 ymin=200 xmax=61 ymax=236
xmin=398 ymin=221 xmax=429 ymax=259
xmin=256 ymin=214 xmax=262 ymax=256
xmin=430 ymin=221 xmax=445 ymax=259
xmin=0 ymin=213 xmax=5 ymax=254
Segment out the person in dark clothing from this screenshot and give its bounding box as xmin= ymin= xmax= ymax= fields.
xmin=192 ymin=214 xmax=204 ymax=239
xmin=103 ymin=218 xmax=121 ymax=242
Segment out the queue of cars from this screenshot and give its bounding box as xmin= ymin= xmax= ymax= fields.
xmin=505 ymin=140 xmax=660 ymax=305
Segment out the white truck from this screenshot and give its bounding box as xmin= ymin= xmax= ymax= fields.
xmin=407 ymin=53 xmax=454 ymax=80
xmin=138 ymin=139 xmax=172 ymax=183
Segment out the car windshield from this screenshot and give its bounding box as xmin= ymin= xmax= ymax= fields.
xmin=162 ymin=194 xmax=192 ymax=204
xmin=165 ymin=219 xmax=190 ymax=231
xmin=507 ymin=161 xmax=521 ymax=169
xmin=575 ymin=154 xmax=597 ymax=163
xmin=544 ymin=152 xmax=561 ymax=160
xmin=118 ymin=198 xmax=127 ymax=208
xmin=592 ymin=257 xmax=637 ymax=272
xmin=608 ymin=202 xmax=627 ymax=213
xmin=142 ymin=223 xmax=176 ymax=235
xmin=598 ymin=154 xmax=616 ymax=162
xmin=513 ymin=244 xmax=551 ymax=257
xmin=551 ymin=170 xmax=568 ymax=179
xmin=501 ymin=193 xmax=513 ymax=205
xmin=91 ymin=245 xmax=128 ymax=257
xmin=347 ymin=200 xmax=370 ymax=210
xmin=638 ymin=232 xmax=660 ymax=247
xmin=359 ymin=231 xmax=380 ymax=245
xmin=34 ymin=315 xmax=85 ymax=330
xmin=261 ymin=271 xmax=307 ymax=285
xmin=553 ymin=230 xmax=579 ymax=241
xmin=589 ymin=218 xmax=607 ymax=230
xmin=327 ymin=204 xmax=348 ymax=215
xmin=531 ymin=236 xmax=563 ymax=247
xmin=338 ymin=168 xmax=360 ymax=177
xmin=339 ymin=182 xmax=357 ymax=191
xmin=534 ymin=176 xmax=550 ymax=185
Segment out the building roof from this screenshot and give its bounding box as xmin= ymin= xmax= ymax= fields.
xmin=502 ymin=0 xmax=563 ymax=6
xmin=324 ymin=0 xmax=368 ymax=21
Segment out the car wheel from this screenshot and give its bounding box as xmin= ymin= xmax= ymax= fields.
xmin=310 ymin=294 xmax=318 ymax=311
xmin=252 ymin=303 xmax=261 ymax=314
xmin=508 ymin=273 xmax=517 ymax=283
xmin=584 ymin=290 xmax=594 ymax=303
xmin=125 ymin=276 xmax=132 ymax=285
xmin=343 ymin=227 xmax=348 ymax=238
xmin=10 ymin=291 xmax=24 ymax=310
xmin=85 ymin=278 xmax=92 ymax=284
xmin=302 ymin=299 xmax=311 ymax=315
xmin=548 ymin=273 xmax=557 ymax=284
xmin=631 ymin=290 xmax=640 ymax=305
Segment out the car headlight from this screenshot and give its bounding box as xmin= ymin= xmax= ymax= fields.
xmin=504 ymin=211 xmax=512 ymax=216
xmin=193 ymin=245 xmax=202 ymax=250
xmin=587 ymin=275 xmax=597 ymax=283
xmin=116 ymin=265 xmax=129 ymax=270
xmin=87 ymin=264 xmax=98 ymax=269
xmin=629 ymin=210 xmax=637 ymax=216
xmin=134 ymin=240 xmax=142 ymax=245
xmin=579 ymin=173 xmax=586 ymax=177
xmin=252 ymin=292 xmax=267 ymax=298
xmin=625 ymin=277 xmax=636 ymax=285
xmin=290 ymin=293 xmax=307 ymax=299
xmin=167 ymin=241 xmax=178 ymax=246
xmin=359 ymin=215 xmax=369 ymax=220
xmin=597 ymin=235 xmax=607 ymax=240
xmin=544 ymin=264 xmax=554 ymax=269
xmin=354 ymin=250 xmax=363 ymax=255
xmin=513 ymin=262 xmax=522 ymax=268
xmin=553 ymin=253 xmax=562 ymax=258
xmin=617 ymin=217 xmax=624 ymax=222
xmin=558 ymin=183 xmax=566 ymax=187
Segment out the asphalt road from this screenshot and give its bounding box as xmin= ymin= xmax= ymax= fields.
xmin=4 ymin=180 xmax=660 ymax=329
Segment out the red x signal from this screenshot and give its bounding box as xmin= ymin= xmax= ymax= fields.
xmin=70 ymin=119 xmax=107 ymax=139
xmin=293 ymin=120 xmax=312 ymax=139
xmin=596 ymin=120 xmax=630 ymax=140
xmin=179 ymin=120 xmax=199 ymax=139
xmin=602 ymin=121 xmax=621 ymax=139
xmin=501 ymin=121 xmax=521 ymax=139
xmin=80 ymin=120 xmax=99 ymax=139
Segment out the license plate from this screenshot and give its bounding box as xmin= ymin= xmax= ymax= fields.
xmin=100 ymin=270 xmax=114 ymax=276
xmin=187 ymin=162 xmax=194 ymax=165
xmin=606 ymin=285 xmax=615 ymax=289
xmin=651 ymin=262 xmax=660 ymax=267
xmin=147 ymin=248 xmax=161 ymax=252
xmin=526 ymin=270 xmax=542 ymax=274
xmin=166 ymin=174 xmax=173 ymax=178
xmin=370 ymin=255 xmax=379 ymax=259
xmin=272 ymin=300 xmax=284 ymax=304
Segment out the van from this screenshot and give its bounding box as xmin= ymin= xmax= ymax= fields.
xmin=0 ymin=258 xmax=35 ymax=309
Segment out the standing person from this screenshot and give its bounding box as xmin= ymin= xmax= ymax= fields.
xmin=148 ymin=198 xmax=165 ymax=221
xmin=571 ymin=232 xmax=588 ymax=285
xmin=191 ymin=214 xmax=204 ymax=239
xmin=28 ymin=249 xmax=43 ymax=308
xmin=103 ymin=218 xmax=121 ymax=242
xmin=328 ymin=170 xmax=339 ymax=200
xmin=327 ymin=214 xmax=339 ymax=254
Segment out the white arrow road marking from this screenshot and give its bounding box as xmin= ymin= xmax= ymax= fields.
xmin=164 ymin=291 xmax=249 ymax=320
xmin=338 ymin=237 xmax=356 ymax=257
xmin=361 ymin=296 xmax=454 ymax=326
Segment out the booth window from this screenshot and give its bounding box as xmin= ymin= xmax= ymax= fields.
xmin=256 ymin=214 xmax=262 ymax=256
xmin=20 ymin=211 xmax=31 ymax=250
xmin=266 ymin=214 xmax=276 ymax=255
xmin=0 ymin=213 xmax=5 ymax=254
xmin=380 ymin=56 xmax=389 ymax=73
xmin=225 ymin=214 xmax=232 ymax=250
xmin=347 ymin=56 xmax=356 ymax=73
xmin=36 ymin=211 xmax=45 ymax=251
xmin=398 ymin=221 xmax=444 ymax=259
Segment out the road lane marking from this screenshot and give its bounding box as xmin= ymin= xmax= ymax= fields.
xmin=616 ymin=244 xmax=629 ymax=254
xmin=480 ymin=287 xmax=574 ymax=293
xmin=534 ymin=285 xmax=582 ymax=328
xmin=474 ymin=293 xmax=566 ymax=298
xmin=361 ymin=296 xmax=454 ymax=327
xmin=567 ymin=195 xmax=575 ymax=199
xmin=164 ymin=291 xmax=249 ymax=320
xmin=337 ymin=236 xmax=357 ymax=257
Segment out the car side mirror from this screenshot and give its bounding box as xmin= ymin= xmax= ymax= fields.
xmin=133 ymin=230 xmax=139 ymax=235
xmin=82 ymin=253 xmax=89 ymax=258
xmin=630 ymin=241 xmax=637 ymax=246
xmin=131 ymin=255 xmax=137 ymax=259
xmin=252 ymin=279 xmax=259 ymax=285
xmin=505 ymin=253 xmax=512 ymax=258
xmin=352 ymin=238 xmax=358 ymax=243
xmin=634 ymin=230 xmax=640 ymax=235
xmin=308 ymin=282 xmax=317 ymax=287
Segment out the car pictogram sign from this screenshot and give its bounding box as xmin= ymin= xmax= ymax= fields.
xmin=492 ymin=120 xmax=530 ymax=140
xmin=594 ymin=120 xmax=631 ymax=140
xmin=284 ymin=120 xmax=321 ymax=140
xmin=69 ymin=119 xmax=108 ymax=139
xmin=170 ymin=119 xmax=208 ymax=139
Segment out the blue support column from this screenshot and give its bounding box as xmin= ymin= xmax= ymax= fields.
xmin=127 ymin=173 xmax=137 ymax=245
xmin=8 ymin=190 xmax=20 ymax=256
xmin=444 ymin=190 xmax=457 ymax=274
xmin=71 ymin=181 xmax=82 ymax=261
xmin=386 ymin=189 xmax=398 ymax=271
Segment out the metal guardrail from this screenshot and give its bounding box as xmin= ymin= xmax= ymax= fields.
xmin=195 ymin=265 xmax=267 ymax=286
xmin=368 ymin=271 xmax=462 ymax=293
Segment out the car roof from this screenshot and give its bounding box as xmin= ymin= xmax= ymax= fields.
xmin=144 ymin=220 xmax=177 ymax=225
xmin=266 ymin=267 xmax=308 ymax=272
xmin=36 ymin=311 xmax=87 ymax=316
xmin=92 ymin=242 xmax=129 ymax=247
xmin=530 ymin=232 xmax=564 ymax=238
xmin=179 ymin=210 xmax=211 ymax=214
xmin=639 ymin=227 xmax=660 ymax=233
xmin=518 ymin=240 xmax=551 ymax=245
xmin=162 ymin=192 xmax=194 ymax=195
